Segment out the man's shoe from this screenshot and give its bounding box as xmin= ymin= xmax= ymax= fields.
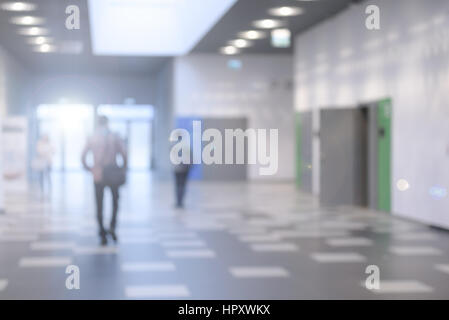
xmin=100 ymin=235 xmax=108 ymax=246
xmin=108 ymin=230 xmax=118 ymax=243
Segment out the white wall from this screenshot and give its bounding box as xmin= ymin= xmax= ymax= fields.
xmin=174 ymin=54 xmax=295 ymax=180
xmin=0 ymin=47 xmax=31 ymax=115
xmin=294 ymin=0 xmax=449 ymax=227
xmin=31 ymin=74 xmax=156 ymax=106
xmin=0 ymin=46 xmax=31 ymax=212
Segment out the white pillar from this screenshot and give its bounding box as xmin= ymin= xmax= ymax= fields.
xmin=0 ymin=47 xmax=5 ymax=214
xmin=0 ymin=117 xmax=4 ymax=214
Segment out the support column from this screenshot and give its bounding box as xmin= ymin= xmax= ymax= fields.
xmin=0 ymin=116 xmax=4 ymax=215
xmin=0 ymin=47 xmax=5 ymax=214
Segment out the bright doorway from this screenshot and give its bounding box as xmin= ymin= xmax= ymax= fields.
xmin=36 ymin=104 xmax=154 ymax=172
xmin=37 ymin=104 xmax=94 ymax=171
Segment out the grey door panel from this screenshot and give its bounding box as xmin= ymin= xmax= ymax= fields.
xmin=320 ymin=108 xmax=368 ymax=206
xmin=202 ymin=118 xmax=247 ymax=181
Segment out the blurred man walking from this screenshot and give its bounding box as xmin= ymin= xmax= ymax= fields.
xmin=82 ymin=116 xmax=127 ymax=245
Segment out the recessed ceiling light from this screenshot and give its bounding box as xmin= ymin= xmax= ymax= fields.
xmin=252 ymin=19 xmax=284 ymax=29
xmin=27 ymin=36 xmax=53 ymax=45
xmin=18 ymin=27 xmax=49 ymax=36
xmin=0 ymin=2 xmax=36 ymax=11
xmin=220 ymin=46 xmax=239 ymax=55
xmin=238 ymin=30 xmax=267 ymax=40
xmin=10 ymin=15 xmax=45 ymax=25
xmin=228 ymin=39 xmax=253 ymax=48
xmin=268 ymin=6 xmax=304 ymax=17
xmin=34 ymin=43 xmax=56 ymax=53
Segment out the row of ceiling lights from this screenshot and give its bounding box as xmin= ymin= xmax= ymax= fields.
xmin=0 ymin=1 xmax=56 ymax=53
xmin=220 ymin=0 xmax=319 ymax=55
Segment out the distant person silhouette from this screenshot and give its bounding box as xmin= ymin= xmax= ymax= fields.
xmin=32 ymin=134 xmax=54 ymax=197
xmin=174 ymin=163 xmax=191 ymax=209
xmin=82 ymin=116 xmax=127 ymax=246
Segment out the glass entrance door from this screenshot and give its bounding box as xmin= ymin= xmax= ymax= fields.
xmin=37 ymin=104 xmax=94 ymax=171
xmin=36 ymin=104 xmax=154 ymax=171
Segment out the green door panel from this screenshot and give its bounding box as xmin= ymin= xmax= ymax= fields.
xmin=377 ymin=98 xmax=392 ymax=212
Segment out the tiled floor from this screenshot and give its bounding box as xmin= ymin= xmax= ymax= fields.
xmin=1 ymin=172 xmax=449 ymax=299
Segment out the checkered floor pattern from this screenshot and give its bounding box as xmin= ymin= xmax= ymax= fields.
xmin=1 ymin=173 xmax=449 ymax=299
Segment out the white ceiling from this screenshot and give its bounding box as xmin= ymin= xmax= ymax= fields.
xmin=88 ymin=0 xmax=237 ymax=56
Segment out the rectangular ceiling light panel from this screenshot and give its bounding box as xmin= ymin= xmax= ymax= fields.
xmin=88 ymin=0 xmax=236 ymax=56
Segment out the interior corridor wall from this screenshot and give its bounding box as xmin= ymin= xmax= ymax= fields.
xmin=0 ymin=46 xmax=31 ymax=212
xmin=31 ymin=74 xmax=157 ymax=106
xmin=0 ymin=47 xmax=5 ymax=213
xmin=294 ymin=0 xmax=449 ymax=228
xmin=174 ymin=54 xmax=295 ymax=180
xmin=0 ymin=47 xmax=31 ymax=115
xmin=0 ymin=46 xmax=32 ymax=113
